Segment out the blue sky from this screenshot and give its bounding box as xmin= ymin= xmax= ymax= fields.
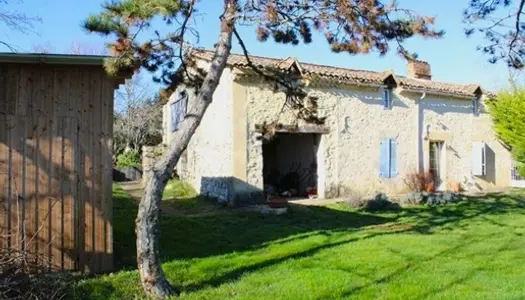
xmin=0 ymin=0 xmax=513 ymax=90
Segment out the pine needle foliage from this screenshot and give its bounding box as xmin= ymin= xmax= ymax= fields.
xmin=84 ymin=0 xmax=444 ymax=98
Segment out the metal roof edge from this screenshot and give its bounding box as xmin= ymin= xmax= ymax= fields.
xmin=0 ymin=53 xmax=107 ymax=65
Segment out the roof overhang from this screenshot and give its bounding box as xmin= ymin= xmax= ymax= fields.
xmin=0 ymin=53 xmax=132 ymax=87
xmin=0 ymin=53 xmax=107 ymax=65
xmin=191 ymin=49 xmax=490 ymax=100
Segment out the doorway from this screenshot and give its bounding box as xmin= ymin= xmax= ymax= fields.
xmin=429 ymin=141 xmax=445 ymax=190
xmin=262 ymin=133 xmax=320 ymax=199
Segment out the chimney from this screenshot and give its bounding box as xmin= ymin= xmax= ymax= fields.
xmin=407 ymin=60 xmax=431 ymax=80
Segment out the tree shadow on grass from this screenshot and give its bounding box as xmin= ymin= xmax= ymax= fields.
xmin=108 ymin=189 xmax=525 ymax=297
xmin=113 ymin=201 xmax=394 ymax=270
xmin=113 ymin=190 xmax=525 ymax=268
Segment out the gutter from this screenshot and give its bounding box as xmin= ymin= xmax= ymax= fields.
xmin=0 ymin=53 xmax=107 ymax=66
xmin=399 ymin=87 xmax=475 ymax=100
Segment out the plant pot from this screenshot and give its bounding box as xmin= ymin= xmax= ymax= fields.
xmin=425 ymin=182 xmax=435 ymax=193
xmin=267 ymin=197 xmax=289 ymax=209
xmin=452 ymin=182 xmax=462 ymax=193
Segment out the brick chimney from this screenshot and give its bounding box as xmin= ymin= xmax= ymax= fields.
xmin=407 ymin=60 xmax=431 ymax=80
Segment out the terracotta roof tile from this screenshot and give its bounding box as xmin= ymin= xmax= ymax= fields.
xmin=192 ymin=49 xmax=482 ymax=99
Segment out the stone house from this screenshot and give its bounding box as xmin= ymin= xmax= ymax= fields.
xmin=162 ymin=49 xmax=515 ymax=203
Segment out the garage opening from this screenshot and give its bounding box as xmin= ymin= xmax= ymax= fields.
xmin=262 ymin=133 xmax=320 ymax=199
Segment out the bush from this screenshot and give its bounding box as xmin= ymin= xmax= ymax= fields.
xmin=425 ymin=192 xmax=461 ymax=206
xmin=404 ymin=171 xmax=435 ymax=192
xmin=487 ymin=88 xmax=525 ymax=177
xmin=116 ymin=150 xmax=141 ymax=168
xmin=361 ymin=193 xmax=401 ymax=212
xmin=0 ymin=238 xmax=73 ymax=300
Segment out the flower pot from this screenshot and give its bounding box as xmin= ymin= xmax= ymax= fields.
xmin=452 ymin=182 xmax=462 ymax=193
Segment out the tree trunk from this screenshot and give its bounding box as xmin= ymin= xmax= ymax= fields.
xmin=135 ymin=1 xmax=237 ymax=299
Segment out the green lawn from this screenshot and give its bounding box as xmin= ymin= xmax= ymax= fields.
xmin=73 ymin=185 xmax=525 ymax=299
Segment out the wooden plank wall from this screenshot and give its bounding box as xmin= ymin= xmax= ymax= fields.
xmin=0 ymin=62 xmax=115 ymax=273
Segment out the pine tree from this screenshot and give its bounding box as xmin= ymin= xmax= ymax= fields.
xmin=487 ymin=88 xmax=525 ymax=176
xmin=464 ymin=0 xmax=525 ymax=68
xmin=84 ymin=1 xmax=443 ymax=298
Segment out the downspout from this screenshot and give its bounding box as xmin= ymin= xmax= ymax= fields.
xmin=417 ymin=92 xmax=426 ymax=173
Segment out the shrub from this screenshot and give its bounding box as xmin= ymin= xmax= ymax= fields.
xmin=425 ymin=192 xmax=461 ymax=206
xmin=404 ymin=171 xmax=434 ymax=192
xmin=362 ymin=193 xmax=401 ymax=212
xmin=116 ymin=150 xmax=141 ymax=168
xmin=487 ymin=88 xmax=525 ymax=177
xmin=0 ymin=229 xmax=73 ymax=300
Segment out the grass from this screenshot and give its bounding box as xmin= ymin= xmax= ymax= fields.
xmin=73 ymin=185 xmax=525 ymax=299
xmin=162 ymin=179 xmax=222 ymax=215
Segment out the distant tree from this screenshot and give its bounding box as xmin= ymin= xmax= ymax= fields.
xmin=84 ymin=1 xmax=443 ymax=298
xmin=114 ymin=74 xmax=162 ymax=156
xmin=464 ymin=0 xmax=525 ymax=68
xmin=487 ymin=87 xmax=525 ymax=175
xmin=31 ymin=41 xmax=106 ymax=55
xmin=0 ymin=0 xmax=40 ymax=51
xmin=69 ymin=40 xmax=107 ymax=55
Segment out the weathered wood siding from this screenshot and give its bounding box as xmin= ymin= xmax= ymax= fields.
xmin=0 ymin=62 xmax=115 ymax=273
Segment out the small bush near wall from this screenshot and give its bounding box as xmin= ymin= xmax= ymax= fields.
xmin=362 ymin=193 xmax=401 ymax=212
xmin=424 ymin=192 xmax=461 ymax=206
xmin=345 ymin=192 xmax=401 ymax=212
xmin=404 ymin=171 xmax=435 ymax=193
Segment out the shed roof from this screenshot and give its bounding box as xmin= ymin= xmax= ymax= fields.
xmin=0 ymin=53 xmax=107 ymax=65
xmin=192 ymin=49 xmax=486 ymax=99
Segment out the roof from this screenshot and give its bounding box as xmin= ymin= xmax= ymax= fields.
xmin=192 ymin=49 xmax=483 ymax=99
xmin=0 ymin=53 xmax=107 ymax=65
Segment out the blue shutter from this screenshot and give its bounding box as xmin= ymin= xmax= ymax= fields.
xmin=390 ymin=138 xmax=398 ymax=177
xmin=178 ymin=94 xmax=187 ymax=125
xmin=170 ymin=92 xmax=188 ymax=131
xmin=382 ymin=88 xmax=388 ymax=109
xmin=380 ymin=138 xmax=390 ymax=177
xmin=170 ymin=101 xmax=179 ymax=131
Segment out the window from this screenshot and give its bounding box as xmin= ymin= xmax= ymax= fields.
xmin=429 ymin=141 xmax=444 ymax=187
xmin=170 ymin=91 xmax=188 ymax=132
xmin=382 ymin=87 xmax=393 ymax=109
xmin=472 ymin=97 xmax=480 ymax=116
xmin=379 ymin=138 xmax=398 ymax=178
xmin=472 ymin=141 xmax=486 ymax=176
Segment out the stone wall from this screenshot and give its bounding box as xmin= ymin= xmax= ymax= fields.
xmin=161 ymin=67 xmax=236 ymax=202
xmin=161 ymin=70 xmax=512 ymax=201
xmin=234 ymin=80 xmax=511 ymax=198
xmin=421 ymin=96 xmax=511 ymax=190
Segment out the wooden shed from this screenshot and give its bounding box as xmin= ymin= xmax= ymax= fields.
xmin=0 ymin=53 xmax=126 ymax=273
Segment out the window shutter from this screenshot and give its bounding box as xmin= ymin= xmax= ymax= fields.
xmin=482 ymin=143 xmax=487 ymax=176
xmin=170 ymin=92 xmax=188 ymax=132
xmin=382 ymin=88 xmax=389 ymax=109
xmin=472 ymin=98 xmax=479 ymax=116
xmin=170 ymin=101 xmax=179 ymax=131
xmin=380 ymin=138 xmax=390 ymax=177
xmin=178 ymin=94 xmax=187 ymax=127
xmin=389 ymin=139 xmax=398 ymax=177
xmin=472 ymin=142 xmax=486 ymax=176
